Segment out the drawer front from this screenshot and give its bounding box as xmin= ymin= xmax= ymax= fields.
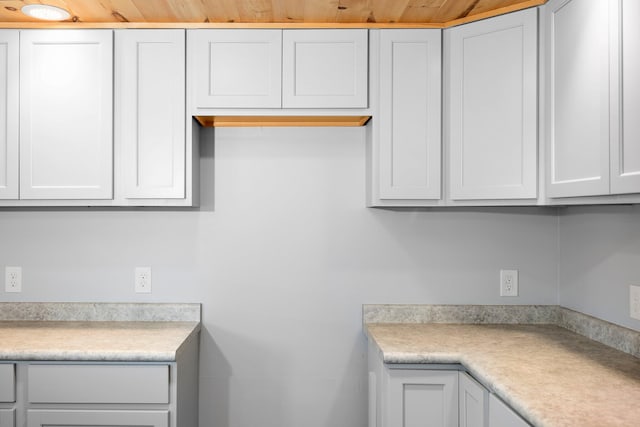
xmin=0 ymin=409 xmax=15 ymax=427
xmin=27 ymin=410 xmax=168 ymax=427
xmin=28 ymin=364 xmax=169 ymax=404
xmin=0 ymin=364 xmax=15 ymax=403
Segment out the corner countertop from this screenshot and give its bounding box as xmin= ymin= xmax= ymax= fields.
xmin=0 ymin=303 xmax=201 ymax=362
xmin=367 ymin=322 xmax=640 ymax=427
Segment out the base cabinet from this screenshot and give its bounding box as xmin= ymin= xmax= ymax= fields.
xmin=386 ymin=369 xmax=458 ymax=427
xmin=459 ymin=372 xmax=489 ymax=427
xmin=27 ymin=410 xmax=168 ymax=427
xmin=488 ymin=394 xmax=529 ymax=427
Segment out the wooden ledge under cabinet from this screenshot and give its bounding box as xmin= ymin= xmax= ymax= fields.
xmin=194 ymin=115 xmax=371 ymax=128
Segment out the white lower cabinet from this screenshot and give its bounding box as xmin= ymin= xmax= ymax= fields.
xmin=489 ymin=394 xmax=529 ymax=427
xmin=27 ymin=410 xmax=168 ymax=427
xmin=369 ymin=343 xmax=529 ymax=427
xmin=459 ymin=372 xmax=489 ymax=427
xmin=0 ymin=410 xmax=14 ymax=427
xmin=386 ymin=368 xmax=458 ymax=427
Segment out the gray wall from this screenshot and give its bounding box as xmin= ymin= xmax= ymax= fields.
xmin=558 ymin=205 xmax=640 ymax=331
xmin=0 ymin=127 xmax=560 ymax=427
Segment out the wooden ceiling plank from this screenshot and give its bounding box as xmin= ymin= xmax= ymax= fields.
xmin=197 ymin=0 xmax=242 ymax=23
xmin=366 ymin=0 xmax=411 ymax=23
xmin=335 ymin=0 xmax=372 ymax=23
xmin=303 ymin=0 xmax=340 ymax=23
xmin=444 ymin=0 xmax=544 ymax=27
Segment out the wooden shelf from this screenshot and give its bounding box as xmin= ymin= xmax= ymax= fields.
xmin=194 ymin=115 xmax=371 ymax=128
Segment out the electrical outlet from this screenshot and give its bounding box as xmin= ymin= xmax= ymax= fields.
xmin=135 ymin=267 xmax=152 ymax=293
xmin=630 ymin=285 xmax=640 ymax=320
xmin=5 ymin=266 xmax=22 ymax=293
xmin=500 ymin=269 xmax=518 ymax=297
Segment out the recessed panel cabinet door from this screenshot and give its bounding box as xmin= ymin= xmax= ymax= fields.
xmin=612 ymin=0 xmax=640 ymax=194
xmin=0 ymin=31 xmax=18 ymax=200
xmin=545 ymin=0 xmax=616 ymax=198
xmin=447 ymin=8 xmax=537 ymax=200
xmin=190 ymin=29 xmax=282 ymax=109
xmin=116 ymin=29 xmax=185 ymax=199
xmin=282 ymin=29 xmax=368 ymax=108
xmin=373 ymin=29 xmax=442 ymax=203
xmin=20 ymin=30 xmax=113 ymax=200
xmin=488 ymin=394 xmax=529 ymax=427
xmin=385 ymin=369 xmax=458 ymax=427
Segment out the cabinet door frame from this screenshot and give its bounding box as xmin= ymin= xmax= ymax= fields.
xmin=0 ymin=30 xmax=18 ymax=200
xmin=190 ymin=29 xmax=282 ymax=109
xmin=384 ymin=368 xmax=458 ymax=427
xmin=282 ymin=29 xmax=368 ymax=108
xmin=545 ymin=0 xmax=618 ymax=198
xmin=115 ymin=29 xmax=186 ymax=200
xmin=19 ymin=29 xmax=113 ymax=200
xmin=369 ymin=29 xmax=442 ymax=205
xmin=611 ymin=0 xmax=640 ymax=194
xmin=459 ymin=372 xmax=489 ymax=427
xmin=27 ymin=410 xmax=168 ymax=427
xmin=447 ymin=8 xmax=538 ymax=200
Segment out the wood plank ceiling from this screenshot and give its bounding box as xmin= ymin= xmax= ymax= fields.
xmin=0 ymin=0 xmax=546 ymax=27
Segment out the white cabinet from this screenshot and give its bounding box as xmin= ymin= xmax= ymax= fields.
xmin=612 ymin=0 xmax=640 ymax=194
xmin=385 ymin=368 xmax=458 ymax=427
xmin=459 ymin=372 xmax=488 ymax=427
xmin=544 ymin=0 xmax=617 ymax=198
xmin=446 ymin=8 xmax=538 ymax=201
xmin=488 ymin=394 xmax=529 ymax=427
xmin=27 ymin=410 xmax=168 ymax=427
xmin=190 ymin=29 xmax=368 ymax=111
xmin=19 ymin=30 xmax=113 ymax=200
xmin=190 ymin=29 xmax=282 ymax=109
xmin=115 ymin=29 xmax=186 ymax=201
xmin=0 ymin=31 xmax=18 ymax=200
xmin=282 ymin=29 xmax=368 ymax=108
xmin=368 ymin=29 xmax=442 ymax=206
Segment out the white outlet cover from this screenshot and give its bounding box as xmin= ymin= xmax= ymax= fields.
xmin=5 ymin=266 xmax=22 ymax=293
xmin=500 ymin=269 xmax=518 ymax=297
xmin=135 ymin=267 xmax=152 ymax=293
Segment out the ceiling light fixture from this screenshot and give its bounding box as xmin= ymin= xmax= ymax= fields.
xmin=21 ymin=4 xmax=70 ymax=21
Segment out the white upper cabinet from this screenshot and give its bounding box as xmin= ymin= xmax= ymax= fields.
xmin=0 ymin=31 xmax=18 ymax=200
xmin=115 ymin=29 xmax=186 ymax=200
xmin=545 ymin=0 xmax=616 ymax=198
xmin=446 ymin=8 xmax=538 ymax=201
xmin=190 ymin=29 xmax=282 ymax=109
xmin=189 ymin=29 xmax=368 ymax=111
xmin=282 ymin=29 xmax=368 ymax=108
xmin=612 ymin=0 xmax=640 ymax=194
xmin=20 ymin=30 xmax=113 ymax=200
xmin=368 ymin=29 xmax=442 ymax=206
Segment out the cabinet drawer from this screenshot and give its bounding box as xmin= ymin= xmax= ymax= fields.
xmin=27 ymin=410 xmax=168 ymax=427
xmin=28 ymin=364 xmax=169 ymax=404
xmin=0 ymin=364 xmax=15 ymax=403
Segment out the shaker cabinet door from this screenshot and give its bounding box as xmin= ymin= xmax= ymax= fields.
xmin=190 ymin=29 xmax=282 ymax=109
xmin=116 ymin=29 xmax=186 ymax=200
xmin=385 ymin=369 xmax=458 ymax=427
xmin=545 ymin=0 xmax=615 ymax=198
xmin=447 ymin=8 xmax=538 ymax=200
xmin=19 ymin=30 xmax=113 ymax=200
xmin=0 ymin=409 xmax=14 ymax=427
xmin=282 ymin=29 xmax=368 ymax=108
xmin=370 ymin=29 xmax=442 ymax=205
xmin=612 ymin=0 xmax=640 ymax=194
xmin=0 ymin=30 xmax=18 ymax=200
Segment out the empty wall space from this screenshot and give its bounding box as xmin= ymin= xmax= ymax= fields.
xmin=0 ymin=127 xmax=560 ymax=427
xmin=558 ymin=205 xmax=640 ymax=331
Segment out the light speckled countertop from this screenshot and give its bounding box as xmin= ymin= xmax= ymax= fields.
xmin=0 ymin=303 xmax=201 ymax=362
xmin=0 ymin=320 xmax=200 ymax=362
xmin=367 ymin=323 xmax=640 ymax=427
